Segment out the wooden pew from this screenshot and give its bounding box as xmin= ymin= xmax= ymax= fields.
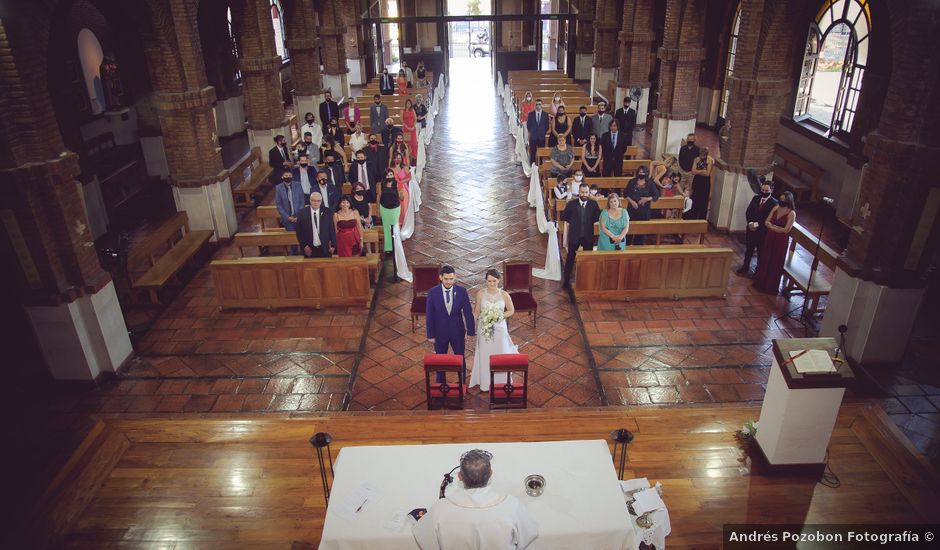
xmin=127 ymin=212 xmax=214 ymax=304
xmin=555 ymin=218 xmax=708 ymax=244
xmin=545 ymin=173 xmax=657 ymax=204
xmin=211 ymin=256 xmax=372 ymax=309
xmin=229 ymin=147 xmax=273 ymax=206
xmin=781 ymin=222 xmax=840 ymax=316
xmin=574 ymin=246 xmax=734 ymax=299
xmin=244 ymin=209 xmax=383 ymax=247
xmin=773 ymin=144 xmax=824 ymax=203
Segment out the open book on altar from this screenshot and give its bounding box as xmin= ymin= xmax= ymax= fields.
xmin=789 ymin=349 xmax=836 ymax=374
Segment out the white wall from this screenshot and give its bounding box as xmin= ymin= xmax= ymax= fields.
xmin=77 ymin=28 xmax=105 ymax=115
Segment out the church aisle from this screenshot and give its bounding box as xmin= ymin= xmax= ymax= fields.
xmin=349 ymin=58 xmax=604 ymax=410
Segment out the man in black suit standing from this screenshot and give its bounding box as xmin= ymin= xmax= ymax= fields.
xmin=601 ymin=120 xmax=628 ymax=176
xmin=320 ymin=151 xmax=345 ymax=194
xmin=526 ymin=99 xmax=550 ymax=165
xmin=347 ymin=149 xmax=378 ymax=202
xmin=560 ymin=183 xmax=601 ymax=289
xmin=737 ymin=179 xmax=778 ymax=275
xmin=571 ymin=105 xmax=593 ymax=147
xmin=615 ymin=97 xmax=637 ymax=147
xmin=364 ymin=133 xmax=389 ymax=175
xmin=313 ymin=168 xmax=341 ymax=212
xmin=296 ymin=192 xmax=336 ymax=258
xmin=379 ymin=68 xmax=395 ymax=95
xmin=319 ymin=91 xmax=339 ymax=132
xmin=268 ymin=134 xmax=291 ymax=183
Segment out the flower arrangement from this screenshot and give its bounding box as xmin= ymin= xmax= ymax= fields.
xmin=739 ymin=419 xmax=758 ymax=439
xmin=479 ymin=303 xmax=505 ymax=342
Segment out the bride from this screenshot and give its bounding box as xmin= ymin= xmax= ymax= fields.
xmin=469 ymin=269 xmax=519 ymax=391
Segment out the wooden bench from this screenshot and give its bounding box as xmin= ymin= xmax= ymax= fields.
xmin=781 ymin=222 xmax=840 ymax=316
xmin=556 ymin=218 xmax=708 ymax=244
xmin=127 ymin=212 xmax=213 ymax=304
xmin=773 ymin=144 xmax=824 ymax=203
xmin=545 ymin=174 xmax=659 ymax=206
xmin=211 ymin=256 xmax=372 ymax=309
xmin=574 ymin=245 xmax=734 ymax=299
xmin=230 ymin=147 xmax=273 ymax=206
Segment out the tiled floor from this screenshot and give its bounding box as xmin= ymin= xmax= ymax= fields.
xmin=17 ymin=59 xmax=938 ymax=466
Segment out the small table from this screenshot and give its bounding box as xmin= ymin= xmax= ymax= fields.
xmin=319 ymin=440 xmax=638 ymax=549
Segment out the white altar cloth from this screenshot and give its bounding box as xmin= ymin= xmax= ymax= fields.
xmin=320 ymin=440 xmax=638 ymax=550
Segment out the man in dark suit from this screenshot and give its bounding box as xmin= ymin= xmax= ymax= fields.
xmin=319 ymin=91 xmax=339 ymax=131
xmin=526 ymin=99 xmax=549 ymax=165
xmin=364 ymin=133 xmax=389 ymax=175
xmin=571 ymin=105 xmax=593 ymax=146
xmin=601 ymin=120 xmax=628 ymax=176
xmin=614 ymin=97 xmax=637 ymax=147
xmin=268 ymin=134 xmax=291 ymax=183
xmin=370 ymin=95 xmax=389 ymax=135
xmin=312 ymin=168 xmax=341 ymax=213
xmin=291 ymin=153 xmax=317 ymax=202
xmin=379 ymin=68 xmax=395 ymax=95
xmin=347 ymin=149 xmax=378 ymax=202
xmin=295 ymin=192 xmax=336 ymax=258
xmin=319 ymin=152 xmax=345 ymax=201
xmin=560 ymin=183 xmax=601 ymax=289
xmin=737 ymin=180 xmax=778 ymax=275
xmin=425 ymin=265 xmax=475 ymax=384
xmin=381 ymin=119 xmax=402 ymax=152
xmin=325 ymin=118 xmax=345 ymax=147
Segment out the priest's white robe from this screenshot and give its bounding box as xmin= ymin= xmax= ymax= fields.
xmin=412 ymin=486 xmax=539 ymax=550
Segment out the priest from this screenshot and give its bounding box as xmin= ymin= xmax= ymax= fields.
xmin=413 ymin=449 xmax=539 ymax=550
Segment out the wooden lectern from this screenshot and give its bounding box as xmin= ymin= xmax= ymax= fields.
xmin=754 ymin=338 xmax=854 ymax=474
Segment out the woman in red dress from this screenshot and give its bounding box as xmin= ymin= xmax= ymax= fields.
xmin=402 ymin=98 xmax=418 ymax=155
xmin=396 ymin=70 xmax=408 ymax=96
xmin=334 ymin=196 xmax=363 ymax=257
xmin=753 ymin=191 xmax=796 ymax=295
xmin=390 ymin=152 xmax=411 ymax=225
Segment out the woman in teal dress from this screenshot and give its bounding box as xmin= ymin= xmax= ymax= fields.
xmin=597 ymin=193 xmax=630 ymax=251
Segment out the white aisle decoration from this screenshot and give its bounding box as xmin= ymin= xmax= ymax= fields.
xmin=400 ymin=175 xmax=418 ymax=240
xmin=496 ymin=72 xmax=504 ymax=95
xmin=532 ymin=223 xmax=562 ymax=281
xmin=392 ymin=224 xmax=413 ymax=283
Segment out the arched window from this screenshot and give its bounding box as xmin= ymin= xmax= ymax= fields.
xmin=226 ymin=7 xmax=242 ymax=81
xmin=792 ymin=0 xmax=870 ymax=135
xmin=270 ymin=0 xmax=288 ymax=61
xmin=77 ymin=28 xmax=105 ymax=115
xmin=718 ymin=3 xmax=741 ymax=120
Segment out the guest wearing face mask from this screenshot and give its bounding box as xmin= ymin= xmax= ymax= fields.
xmin=379 ymin=169 xmax=405 ymax=254
xmin=738 ymin=180 xmax=778 ymax=276
xmin=623 ymin=166 xmax=660 ymax=245
xmin=370 ymin=95 xmax=389 ymax=135
xmin=526 ymin=99 xmax=550 ymax=165
xmin=677 ymin=133 xmax=700 ymax=197
xmin=382 ymin=118 xmax=402 ymax=153
xmin=379 ymin=68 xmax=395 ymax=95
xmin=320 ymin=135 xmax=347 ymax=169
xmin=519 ymin=92 xmax=535 ymax=125
xmin=294 ymin=132 xmax=320 ymax=165
xmin=320 ymin=150 xmax=346 ymax=197
xmin=601 ymin=120 xmax=628 ymax=177
xmin=300 ymin=112 xmax=323 ymax=151
xmin=275 ymin=172 xmax=305 ymax=254
xmin=313 ymin=169 xmax=340 ymax=214
xmin=549 ymin=105 xmax=571 ymax=147
xmin=549 ymin=135 xmax=575 ymax=179
xmin=325 ymin=117 xmax=345 ymax=147
xmin=571 ymin=105 xmax=593 ymax=147
xmin=592 ymin=101 xmax=612 ymax=140
xmin=342 ymin=101 xmax=361 ymax=135
xmin=349 ymin=183 xmax=374 ymax=228
xmin=364 ymin=133 xmax=389 ymax=175
xmin=560 ymin=183 xmax=601 ymax=289
xmin=334 ymin=196 xmax=363 ymax=257
xmin=753 ymin=191 xmax=796 ymax=294
xmin=319 ymin=91 xmax=339 ymax=131
xmin=347 ymin=149 xmax=377 ymax=202
xmin=291 ymin=153 xmax=316 ymax=202
xmin=688 ymin=147 xmax=714 ymax=220
xmin=348 ymin=126 xmax=368 ymax=152
xmin=389 ymin=133 xmax=411 ymax=168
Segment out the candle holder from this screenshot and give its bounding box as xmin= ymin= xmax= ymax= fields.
xmin=610 ymin=428 xmax=635 ymax=480
xmin=524 ymin=474 xmax=546 ymax=497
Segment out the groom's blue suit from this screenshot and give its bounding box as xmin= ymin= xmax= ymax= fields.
xmin=426 ymin=283 xmax=476 ymax=383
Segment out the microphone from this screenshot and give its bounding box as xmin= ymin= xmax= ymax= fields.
xmin=440 ymin=465 xmax=460 ymax=499
xmin=822 ymin=196 xmax=834 ymax=205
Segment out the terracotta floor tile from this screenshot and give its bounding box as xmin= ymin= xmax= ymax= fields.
xmin=155 ymin=395 xmax=191 ymax=412
xmin=648 ymin=386 xmax=681 ymax=404
xmin=241 ymin=394 xmax=275 ymax=412
xmin=212 ymin=394 xmax=247 ymax=412
xmin=183 ymin=395 xmax=218 ymax=412
xmin=706 ymin=384 xmax=741 ymax=402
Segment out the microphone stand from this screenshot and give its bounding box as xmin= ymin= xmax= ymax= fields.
xmin=440 ymin=465 xmax=459 ymax=499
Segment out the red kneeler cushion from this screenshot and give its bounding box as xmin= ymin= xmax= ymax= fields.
xmin=489 ymin=353 xmax=529 ymax=368
xmin=429 ymin=383 xmax=468 ymax=397
xmin=508 ymin=292 xmax=537 ymax=309
xmin=423 ymin=354 xmax=464 ymax=367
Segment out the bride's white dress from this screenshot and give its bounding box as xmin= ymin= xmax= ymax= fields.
xmin=470 ymin=292 xmax=519 ymax=391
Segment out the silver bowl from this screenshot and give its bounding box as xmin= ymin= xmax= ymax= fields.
xmin=524 ymin=474 xmax=546 ymax=497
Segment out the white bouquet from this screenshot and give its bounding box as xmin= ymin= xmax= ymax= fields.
xmin=479 ymin=303 xmax=505 ymax=342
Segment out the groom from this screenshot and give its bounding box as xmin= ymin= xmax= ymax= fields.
xmin=426 ymin=265 xmax=475 ymax=383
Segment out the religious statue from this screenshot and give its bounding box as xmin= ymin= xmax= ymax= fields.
xmin=99 ymin=55 xmax=123 ymax=110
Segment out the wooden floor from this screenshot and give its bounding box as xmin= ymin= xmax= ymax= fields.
xmin=24 ymin=402 xmax=940 ymax=549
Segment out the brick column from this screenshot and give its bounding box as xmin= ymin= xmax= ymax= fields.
xmin=650 ymin=0 xmax=705 ymax=159
xmin=285 ymin=0 xmax=325 ymax=129
xmin=591 ymin=0 xmax=620 ymax=98
xmin=616 ymin=0 xmax=655 ymax=125
xmin=341 ymin=0 xmax=367 ymax=86
xmin=709 ymin=0 xmax=795 ymax=232
xmin=233 ymin=0 xmax=289 ymax=149
xmin=820 ymin=0 xmax=940 ymax=364
xmin=573 ymin=0 xmax=596 ymax=80
xmin=318 ymin=0 xmax=351 ymax=98
xmin=0 ymin=17 xmax=132 ymax=381
xmin=148 ymin=0 xmax=236 ymax=240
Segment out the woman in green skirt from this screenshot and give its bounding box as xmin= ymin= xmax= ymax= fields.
xmin=379 ymin=169 xmax=403 ymax=253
